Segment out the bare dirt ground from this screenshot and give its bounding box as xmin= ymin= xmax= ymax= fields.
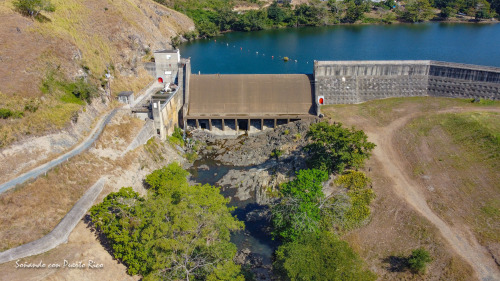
xmin=324 ymin=97 xmax=500 ymax=280
xmin=0 ymin=221 xmax=139 ymax=281
xmin=368 ymin=109 xmax=500 ymax=280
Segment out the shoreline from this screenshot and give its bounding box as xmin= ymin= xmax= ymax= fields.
xmin=184 ymin=17 xmax=499 ymax=41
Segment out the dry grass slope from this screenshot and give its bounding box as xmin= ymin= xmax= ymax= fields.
xmin=323 ymin=97 xmax=500 ymax=280
xmin=0 ymin=0 xmax=194 ymax=147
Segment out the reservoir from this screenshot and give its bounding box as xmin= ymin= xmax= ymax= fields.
xmin=180 ymin=22 xmax=500 ymax=74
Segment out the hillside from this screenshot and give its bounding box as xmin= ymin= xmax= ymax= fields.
xmin=323 ymin=97 xmax=500 ymax=280
xmin=0 ymin=0 xmax=194 ymax=147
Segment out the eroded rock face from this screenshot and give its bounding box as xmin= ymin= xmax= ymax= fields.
xmin=188 ymin=120 xmax=317 ymax=280
xmin=191 ymin=119 xmax=317 ymax=205
xmin=192 ymin=119 xmax=316 ymax=166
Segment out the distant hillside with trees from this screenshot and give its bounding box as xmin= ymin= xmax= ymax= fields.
xmin=154 ymin=0 xmax=499 ymax=38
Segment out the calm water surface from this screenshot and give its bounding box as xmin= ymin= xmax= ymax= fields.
xmin=180 ymin=23 xmax=500 ymax=74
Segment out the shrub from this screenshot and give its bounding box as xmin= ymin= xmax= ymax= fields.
xmin=41 ymin=71 xmax=97 ymax=104
xmin=335 ymin=170 xmax=371 ymax=190
xmin=65 ymin=78 xmax=97 ymax=103
xmin=185 ymin=151 xmax=198 ymax=162
xmin=294 ymin=133 xmax=301 ymax=141
xmin=408 ymin=248 xmax=432 ymax=273
xmin=13 ymin=0 xmax=55 ymax=18
xmin=274 ymin=231 xmax=377 ymax=281
xmin=0 ymin=108 xmax=23 ymax=119
xmin=270 ymin=148 xmax=283 ymax=159
xmin=169 ymin=126 xmax=185 ymax=147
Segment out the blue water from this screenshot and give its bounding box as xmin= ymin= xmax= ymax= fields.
xmin=180 ymin=23 xmax=500 ymax=74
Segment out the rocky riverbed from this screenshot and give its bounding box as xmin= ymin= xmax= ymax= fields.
xmin=185 ymin=119 xmax=318 ymax=280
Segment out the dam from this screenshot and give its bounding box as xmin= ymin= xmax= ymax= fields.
xmin=135 ymin=50 xmax=500 ymax=140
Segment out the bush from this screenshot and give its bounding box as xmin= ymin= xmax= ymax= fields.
xmin=335 ymin=170 xmax=371 ymax=190
xmin=185 ymin=151 xmax=198 ymax=162
xmin=13 ymin=0 xmax=55 ymax=18
xmin=274 ymin=231 xmax=377 ymax=281
xmin=169 ymin=126 xmax=185 ymax=147
xmin=0 ymin=108 xmax=23 ymax=119
xmin=270 ymin=148 xmax=283 ymax=159
xmin=41 ymin=71 xmax=97 ymax=104
xmin=408 ymin=248 xmax=432 ymax=273
xmin=322 ymin=171 xmax=375 ymax=232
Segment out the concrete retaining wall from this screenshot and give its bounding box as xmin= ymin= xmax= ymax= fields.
xmin=314 ymin=60 xmax=500 ymax=110
xmin=123 ymin=120 xmax=155 ymax=154
xmin=428 ymin=61 xmax=500 ymax=100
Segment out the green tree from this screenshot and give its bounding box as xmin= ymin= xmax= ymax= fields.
xmin=215 ymin=6 xmax=238 ymax=31
xmin=343 ymin=0 xmax=366 ymax=23
xmin=492 ymin=0 xmax=500 ymax=17
xmin=274 ymin=231 xmax=377 ymax=281
xmin=13 ymin=0 xmax=55 ymax=18
xmin=145 ymin=162 xmax=189 ymax=195
xmin=474 ymin=0 xmax=492 ymax=19
xmin=271 ymin=169 xmax=329 ymax=242
xmin=90 ymin=163 xmax=244 ymax=280
xmin=305 ymin=122 xmax=376 ymax=174
xmin=439 ymin=6 xmax=457 ymax=18
xmin=401 ymin=0 xmax=435 ymax=22
xmin=268 ymin=2 xmax=287 ymax=23
xmin=234 ymin=10 xmax=270 ymax=31
xmin=408 ymin=248 xmax=432 ymax=274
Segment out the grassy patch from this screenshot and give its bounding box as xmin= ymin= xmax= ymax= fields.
xmin=168 ymin=127 xmax=185 ymax=147
xmin=401 ymin=111 xmax=500 ymax=244
xmin=322 ymin=96 xmax=500 ymax=126
xmin=144 ymin=138 xmax=165 ymax=162
xmin=477 ymin=200 xmax=500 ymax=242
xmin=440 ymin=112 xmax=500 ymax=162
xmin=185 ymin=151 xmax=198 ymax=162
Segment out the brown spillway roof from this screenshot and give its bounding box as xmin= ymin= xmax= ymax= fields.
xmin=188 ymin=74 xmax=314 ymax=117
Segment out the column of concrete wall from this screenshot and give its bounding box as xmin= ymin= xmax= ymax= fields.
xmin=182 ymin=59 xmax=191 ymax=130
xmin=186 ymin=118 xmax=301 ymax=132
xmin=314 ymin=60 xmax=500 ymax=110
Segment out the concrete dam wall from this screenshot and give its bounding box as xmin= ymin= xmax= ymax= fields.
xmin=314 ymin=60 xmax=500 ymax=106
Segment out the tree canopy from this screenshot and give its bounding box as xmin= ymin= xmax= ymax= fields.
xmin=408 ymin=248 xmax=432 ymax=274
xmin=274 ymin=231 xmax=377 ymax=281
xmin=90 ymin=163 xmax=244 ymax=280
xmin=400 ymin=0 xmax=435 ymax=22
xmin=305 ymin=122 xmax=376 ymax=174
xmin=271 ymin=169 xmax=329 ymax=242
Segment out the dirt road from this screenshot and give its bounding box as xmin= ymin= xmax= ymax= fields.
xmin=366 ymin=107 xmax=500 ymax=281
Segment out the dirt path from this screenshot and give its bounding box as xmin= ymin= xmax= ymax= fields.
xmin=366 ymin=107 xmax=500 ymax=281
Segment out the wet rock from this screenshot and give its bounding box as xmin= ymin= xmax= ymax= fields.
xmin=198 ymin=164 xmax=209 ymax=170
